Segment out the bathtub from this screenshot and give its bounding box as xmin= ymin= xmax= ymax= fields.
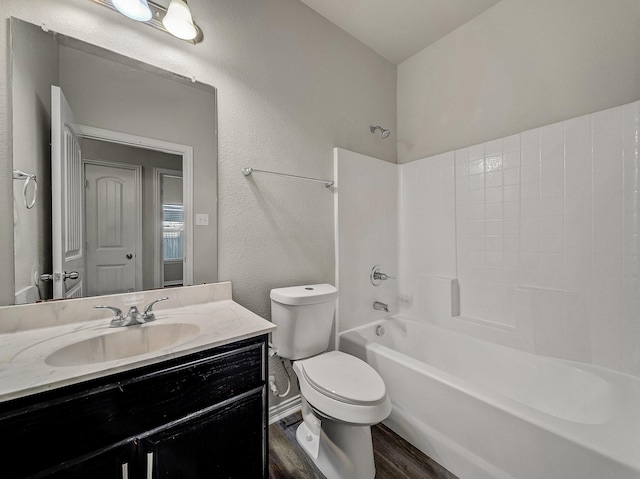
xmin=340 ymin=315 xmax=640 ymax=479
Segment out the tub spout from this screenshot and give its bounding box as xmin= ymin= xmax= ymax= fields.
xmin=373 ymin=301 xmax=389 ymax=313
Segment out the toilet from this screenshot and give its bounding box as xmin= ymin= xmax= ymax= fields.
xmin=270 ymin=284 xmax=391 ymax=479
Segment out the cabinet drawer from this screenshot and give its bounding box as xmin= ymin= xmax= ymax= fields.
xmin=0 ymin=336 xmax=266 ymax=478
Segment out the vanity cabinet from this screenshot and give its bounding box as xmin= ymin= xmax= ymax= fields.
xmin=0 ymin=335 xmax=268 ymax=479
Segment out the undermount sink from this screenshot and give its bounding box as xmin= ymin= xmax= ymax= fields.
xmin=45 ymin=323 xmax=201 ymax=367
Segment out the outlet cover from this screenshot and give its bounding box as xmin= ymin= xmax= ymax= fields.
xmin=195 ymin=213 xmax=209 ymax=226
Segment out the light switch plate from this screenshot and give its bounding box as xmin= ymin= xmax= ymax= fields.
xmin=195 ymin=213 xmax=209 ymax=226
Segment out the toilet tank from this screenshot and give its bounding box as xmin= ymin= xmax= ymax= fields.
xmin=270 ymin=284 xmax=338 ymax=360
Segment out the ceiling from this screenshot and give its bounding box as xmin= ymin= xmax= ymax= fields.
xmin=298 ymin=0 xmax=501 ymax=65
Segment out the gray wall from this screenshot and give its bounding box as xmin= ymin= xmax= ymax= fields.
xmin=0 ymin=0 xmax=396 ymax=313
xmin=163 ymin=175 xmax=183 ymax=205
xmin=11 ymin=22 xmax=58 ymax=300
xmin=0 ymin=0 xmax=397 ymax=406
xmin=398 ymin=0 xmax=640 ymax=162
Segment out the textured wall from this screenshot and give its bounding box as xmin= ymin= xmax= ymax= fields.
xmin=0 ymin=0 xmax=396 ymax=311
xmin=0 ymin=0 xmax=396 ymax=408
xmin=398 ymin=0 xmax=640 ymax=162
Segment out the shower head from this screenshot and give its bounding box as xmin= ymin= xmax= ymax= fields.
xmin=370 ymin=125 xmax=391 ymax=139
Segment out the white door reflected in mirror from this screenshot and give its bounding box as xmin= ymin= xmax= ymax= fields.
xmin=85 ymin=162 xmax=141 ymax=296
xmin=51 ymin=85 xmax=84 ymax=300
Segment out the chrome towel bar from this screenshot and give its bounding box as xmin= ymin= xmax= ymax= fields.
xmin=242 ymin=167 xmax=334 ymax=188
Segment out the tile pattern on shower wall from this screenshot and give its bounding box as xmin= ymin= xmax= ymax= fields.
xmin=335 ymin=148 xmax=399 ymax=334
xmin=455 ymin=101 xmax=639 ymax=371
xmin=401 ymin=101 xmax=640 ymax=376
xmin=455 ymin=135 xmax=522 ymax=328
xmin=398 ymin=153 xmax=456 ymax=318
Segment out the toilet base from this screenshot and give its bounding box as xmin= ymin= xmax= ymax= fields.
xmin=295 ymin=401 xmax=376 ymax=479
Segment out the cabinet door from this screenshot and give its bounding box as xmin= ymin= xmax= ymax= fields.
xmin=141 ymin=389 xmax=265 ymax=479
xmin=0 ymin=337 xmax=265 ymax=478
xmin=39 ymin=443 xmax=133 ymax=479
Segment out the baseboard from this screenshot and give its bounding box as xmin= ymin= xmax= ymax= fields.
xmin=268 ymin=394 xmax=302 ymax=424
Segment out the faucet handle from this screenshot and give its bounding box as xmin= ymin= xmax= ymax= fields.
xmin=374 ymin=271 xmax=395 ymax=281
xmin=370 ymin=265 xmax=396 ymax=286
xmin=94 ymin=305 xmax=125 ymax=327
xmin=143 ymin=297 xmax=169 ymax=321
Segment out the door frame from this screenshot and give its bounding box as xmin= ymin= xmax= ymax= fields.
xmin=78 ymin=125 xmax=194 ymax=287
xmin=83 ymin=159 xmax=143 ymax=294
xmin=154 ymin=167 xmax=183 ymax=288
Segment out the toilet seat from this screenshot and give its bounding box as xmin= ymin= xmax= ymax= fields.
xmin=293 ymin=351 xmax=392 ymax=425
xmin=299 ymin=351 xmax=386 ymax=405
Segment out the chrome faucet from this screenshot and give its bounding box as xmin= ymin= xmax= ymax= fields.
xmin=373 ymin=301 xmax=389 ymax=313
xmin=94 ymin=297 xmax=169 ymax=328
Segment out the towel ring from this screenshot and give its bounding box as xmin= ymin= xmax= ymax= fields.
xmin=13 ymin=169 xmax=38 ymax=209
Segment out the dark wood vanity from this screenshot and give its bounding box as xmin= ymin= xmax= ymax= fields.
xmin=0 ymin=335 xmax=268 ymax=479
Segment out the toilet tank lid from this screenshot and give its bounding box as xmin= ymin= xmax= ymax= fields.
xmin=270 ymin=284 xmax=338 ymax=305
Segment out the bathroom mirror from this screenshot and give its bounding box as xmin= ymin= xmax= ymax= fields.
xmin=10 ymin=18 xmax=218 ymax=305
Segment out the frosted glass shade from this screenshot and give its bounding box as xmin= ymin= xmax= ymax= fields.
xmin=112 ymin=0 xmax=152 ymax=21
xmin=162 ymin=0 xmax=198 ymax=40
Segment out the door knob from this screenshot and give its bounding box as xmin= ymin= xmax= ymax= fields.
xmin=126 ymin=254 xmax=133 ymax=259
xmin=63 ymin=271 xmax=79 ymax=281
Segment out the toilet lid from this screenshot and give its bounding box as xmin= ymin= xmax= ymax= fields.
xmin=299 ymin=351 xmax=386 ymax=405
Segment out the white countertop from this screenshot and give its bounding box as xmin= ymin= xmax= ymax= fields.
xmin=0 ymin=284 xmax=275 ymax=403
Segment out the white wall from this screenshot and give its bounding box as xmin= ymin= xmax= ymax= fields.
xmin=398 ymin=0 xmax=640 ymax=162
xmin=335 ymin=148 xmax=398 ymax=335
xmin=400 ymin=100 xmax=640 ymax=377
xmin=0 ymin=0 xmax=397 ymax=312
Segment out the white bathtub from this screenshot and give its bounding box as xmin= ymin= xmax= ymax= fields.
xmin=340 ymin=315 xmax=640 ymax=479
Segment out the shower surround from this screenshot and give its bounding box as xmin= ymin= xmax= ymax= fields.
xmin=334 ymin=99 xmax=640 ymax=478
xmin=402 ymin=99 xmax=639 ymax=376
xmin=336 ymin=99 xmax=640 ymax=378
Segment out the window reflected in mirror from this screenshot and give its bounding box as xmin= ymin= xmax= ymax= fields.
xmin=160 ymin=173 xmax=183 ymax=287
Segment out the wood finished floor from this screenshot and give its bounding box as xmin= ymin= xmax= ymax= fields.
xmin=269 ymin=413 xmax=458 ymax=479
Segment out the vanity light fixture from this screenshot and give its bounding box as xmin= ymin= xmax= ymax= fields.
xmin=111 ymin=0 xmax=152 ymax=21
xmin=92 ymin=0 xmax=203 ymax=44
xmin=163 ymin=0 xmax=198 ymax=41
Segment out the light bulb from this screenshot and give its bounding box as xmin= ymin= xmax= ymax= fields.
xmin=112 ymin=0 xmax=152 ymax=22
xmin=163 ymin=0 xmax=198 ymax=41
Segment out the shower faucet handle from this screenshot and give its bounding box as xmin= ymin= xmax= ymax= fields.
xmin=373 ymin=271 xmax=395 ymax=281
xmin=370 ymin=265 xmax=396 ymax=286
